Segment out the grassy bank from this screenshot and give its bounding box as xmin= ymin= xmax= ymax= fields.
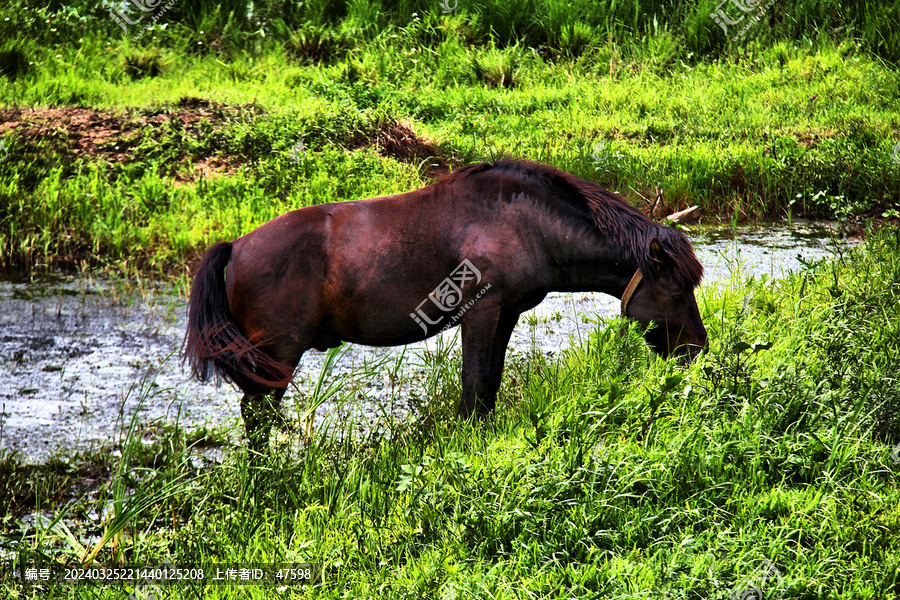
xmin=1 ymin=2 xmax=900 ymax=273
xmin=3 ymin=2 xmax=900 ymax=598
xmin=3 ymin=227 xmax=899 ymax=599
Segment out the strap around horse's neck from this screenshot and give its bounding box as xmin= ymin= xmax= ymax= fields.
xmin=620 ymin=270 xmax=643 ymax=317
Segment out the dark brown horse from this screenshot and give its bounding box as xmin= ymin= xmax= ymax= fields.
xmin=184 ymin=159 xmax=706 ymax=450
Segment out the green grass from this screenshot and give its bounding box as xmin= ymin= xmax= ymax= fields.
xmin=3 ymin=228 xmax=899 ymax=599
xmin=2 ymin=3 xmax=900 ymax=597
xmin=1 ymin=3 xmax=899 ymax=273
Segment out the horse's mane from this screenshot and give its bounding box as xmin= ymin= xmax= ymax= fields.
xmin=440 ymin=159 xmax=704 ymax=288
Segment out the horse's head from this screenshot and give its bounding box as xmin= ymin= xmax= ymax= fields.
xmin=621 ymin=238 xmax=707 ymax=359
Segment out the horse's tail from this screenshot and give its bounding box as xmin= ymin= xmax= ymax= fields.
xmin=182 ymin=241 xmax=293 ymax=392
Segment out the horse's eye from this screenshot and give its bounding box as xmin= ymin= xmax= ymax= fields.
xmin=672 ymin=294 xmax=685 ymax=303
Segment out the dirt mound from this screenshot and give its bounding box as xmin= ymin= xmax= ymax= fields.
xmin=0 ymin=100 xmax=242 ymax=172
xmin=370 ymin=121 xmax=449 ymax=177
xmin=0 ymin=105 xmax=451 ymax=178
xmin=0 ymin=107 xmax=134 ymax=162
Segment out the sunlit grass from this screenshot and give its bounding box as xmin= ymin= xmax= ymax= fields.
xmin=1 ymin=16 xmax=899 ymax=273
xmin=3 ymin=229 xmax=899 ymax=598
xmin=2 ymin=2 xmax=900 ymax=597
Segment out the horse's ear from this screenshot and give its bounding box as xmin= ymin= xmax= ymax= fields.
xmin=649 ymin=237 xmax=668 ymax=271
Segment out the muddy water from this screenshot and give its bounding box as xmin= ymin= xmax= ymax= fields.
xmin=0 ymin=221 xmax=852 ymax=461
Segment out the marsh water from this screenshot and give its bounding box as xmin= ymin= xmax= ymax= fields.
xmin=0 ymin=222 xmax=853 ymax=461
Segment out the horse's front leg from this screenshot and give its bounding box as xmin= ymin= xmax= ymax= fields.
xmin=458 ymin=303 xmax=501 ymax=418
xmin=484 ymin=311 xmax=520 ymax=411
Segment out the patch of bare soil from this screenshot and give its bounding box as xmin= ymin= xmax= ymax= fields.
xmin=0 ymin=97 xmax=245 ymax=175
xmin=796 ymin=129 xmax=837 ymax=148
xmin=356 ymin=120 xmax=451 ymax=178
xmin=0 ymin=107 xmax=132 ymax=161
xmin=0 ymin=104 xmax=452 ymax=179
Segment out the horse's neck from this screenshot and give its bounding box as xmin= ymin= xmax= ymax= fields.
xmin=537 ymin=212 xmax=637 ymax=296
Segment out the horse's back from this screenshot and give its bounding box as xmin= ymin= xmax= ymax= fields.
xmin=222 ymin=176 xmax=550 ymax=350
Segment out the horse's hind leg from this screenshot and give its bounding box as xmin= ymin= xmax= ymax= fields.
xmin=241 ymin=387 xmax=288 ymax=454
